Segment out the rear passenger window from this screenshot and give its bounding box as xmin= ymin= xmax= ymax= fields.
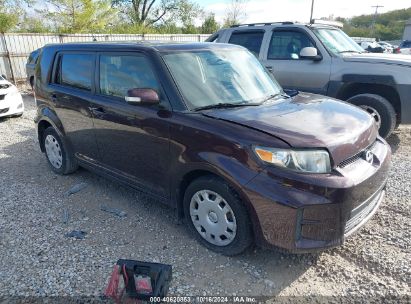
xmin=99 ymin=55 xmax=160 ymax=98
xmin=58 ymin=54 xmax=93 ymax=90
xmin=228 ymin=31 xmax=264 ymax=56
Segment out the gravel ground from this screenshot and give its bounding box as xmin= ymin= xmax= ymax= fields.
xmin=0 ymin=94 xmax=410 ymax=302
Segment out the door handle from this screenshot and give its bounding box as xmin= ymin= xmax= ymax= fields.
xmin=89 ymin=106 xmax=106 ymax=115
xmin=266 ymin=66 xmax=273 ymax=73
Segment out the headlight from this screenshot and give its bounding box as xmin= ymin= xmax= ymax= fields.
xmin=254 ymin=147 xmax=331 ymax=173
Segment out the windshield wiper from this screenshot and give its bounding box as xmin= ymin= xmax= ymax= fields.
xmin=260 ymin=93 xmax=288 ymax=104
xmin=193 ymin=102 xmax=259 ymax=112
xmin=338 ymin=50 xmax=362 ymax=54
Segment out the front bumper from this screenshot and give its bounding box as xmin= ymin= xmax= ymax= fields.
xmin=243 ymin=137 xmax=391 ymax=253
xmin=0 ymin=91 xmax=24 ymax=117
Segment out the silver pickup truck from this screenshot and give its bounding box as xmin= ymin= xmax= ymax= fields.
xmin=208 ymin=22 xmax=411 ymax=137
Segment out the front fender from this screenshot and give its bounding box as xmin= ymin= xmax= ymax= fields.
xmin=171 ymin=151 xmax=265 ymax=240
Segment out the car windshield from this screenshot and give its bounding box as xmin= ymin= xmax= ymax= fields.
xmin=162 ymin=48 xmax=283 ymax=110
xmin=313 ymin=28 xmax=364 ymax=55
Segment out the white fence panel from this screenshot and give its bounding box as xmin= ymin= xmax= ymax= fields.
xmin=0 ymin=33 xmax=210 ymax=82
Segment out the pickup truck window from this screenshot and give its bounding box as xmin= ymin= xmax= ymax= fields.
xmin=99 ymin=55 xmax=160 ymax=98
xmin=58 ymin=54 xmax=93 ymax=91
xmin=268 ymin=30 xmax=315 ymax=60
xmin=228 ymin=31 xmax=264 ymax=57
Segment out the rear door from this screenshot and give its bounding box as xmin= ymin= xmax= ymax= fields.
xmin=260 ymin=28 xmax=331 ymax=94
xmin=50 ymin=52 xmax=101 ymax=163
xmin=90 ymin=52 xmax=171 ymax=198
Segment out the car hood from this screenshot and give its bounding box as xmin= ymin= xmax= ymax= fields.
xmin=342 ymin=52 xmax=411 ymax=67
xmin=0 ymin=79 xmax=16 ymax=93
xmin=202 ymin=93 xmax=378 ymax=166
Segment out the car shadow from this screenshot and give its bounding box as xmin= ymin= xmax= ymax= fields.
xmin=386 ymin=132 xmax=401 ymax=154
xmin=0 ymin=127 xmax=314 ymax=297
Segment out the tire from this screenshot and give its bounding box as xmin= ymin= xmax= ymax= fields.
xmin=183 ymin=175 xmax=253 ymax=256
xmin=42 ymin=127 xmax=78 ymax=175
xmin=346 ymin=94 xmax=396 ymax=138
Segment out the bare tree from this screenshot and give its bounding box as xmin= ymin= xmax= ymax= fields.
xmin=223 ymin=0 xmax=248 ymax=27
xmin=113 ymin=0 xmax=180 ymax=26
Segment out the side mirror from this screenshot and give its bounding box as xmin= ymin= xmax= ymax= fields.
xmin=300 ymin=47 xmax=322 ymax=61
xmin=1 ymin=74 xmax=7 ymax=80
xmin=125 ymin=88 xmax=160 ymax=105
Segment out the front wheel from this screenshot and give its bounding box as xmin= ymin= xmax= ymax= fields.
xmin=183 ymin=176 xmax=253 ymax=256
xmin=346 ymin=94 xmax=396 ymax=138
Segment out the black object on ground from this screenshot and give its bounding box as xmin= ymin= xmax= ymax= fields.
xmin=64 ymin=182 xmax=88 ymax=196
xmin=62 ymin=209 xmax=69 ymax=224
xmin=65 ymin=230 xmax=87 ymax=239
xmin=100 ymin=205 xmax=127 ymax=218
xmin=118 ymin=259 xmax=172 ymax=300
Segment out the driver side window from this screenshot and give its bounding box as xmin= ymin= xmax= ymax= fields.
xmin=268 ymin=30 xmax=315 ymax=60
xmin=99 ymin=54 xmax=160 ymax=98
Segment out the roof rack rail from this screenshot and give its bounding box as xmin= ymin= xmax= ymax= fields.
xmin=230 ymin=21 xmax=294 ymax=28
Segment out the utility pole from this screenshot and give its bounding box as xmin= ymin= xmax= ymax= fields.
xmin=310 ymin=0 xmax=315 ymax=24
xmin=371 ymin=5 xmax=384 ymax=37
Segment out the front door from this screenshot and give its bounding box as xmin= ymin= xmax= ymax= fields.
xmin=261 ymin=28 xmax=331 ymax=95
xmin=91 ymin=53 xmax=171 ymax=198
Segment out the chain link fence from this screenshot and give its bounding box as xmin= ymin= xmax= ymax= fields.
xmin=0 ymin=33 xmax=210 ymax=83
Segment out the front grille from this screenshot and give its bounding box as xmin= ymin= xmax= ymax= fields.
xmin=0 ymin=108 xmax=9 ymax=114
xmin=345 ymin=189 xmax=383 ymax=234
xmin=338 ymin=141 xmax=377 ymax=168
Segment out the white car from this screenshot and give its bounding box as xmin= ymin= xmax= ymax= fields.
xmin=0 ymin=75 xmax=24 ymax=118
xmin=395 ymin=40 xmax=411 ymax=55
xmin=378 ymin=41 xmax=394 ymax=53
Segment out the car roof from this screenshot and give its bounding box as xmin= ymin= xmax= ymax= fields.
xmin=42 ymin=41 xmax=243 ymax=53
xmin=221 ymin=22 xmax=339 ymax=31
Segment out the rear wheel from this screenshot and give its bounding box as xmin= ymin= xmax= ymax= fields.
xmin=183 ymin=175 xmax=253 ymax=256
xmin=347 ymin=93 xmax=396 ymax=138
xmin=43 ymin=127 xmax=78 ymax=175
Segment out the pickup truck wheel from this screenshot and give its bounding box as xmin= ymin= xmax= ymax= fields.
xmin=183 ymin=176 xmax=253 ymax=256
xmin=347 ymin=94 xmax=396 ymax=138
xmin=43 ymin=127 xmax=78 ymax=175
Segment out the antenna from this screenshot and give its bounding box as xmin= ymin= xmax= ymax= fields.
xmin=310 ymin=0 xmax=315 ymax=24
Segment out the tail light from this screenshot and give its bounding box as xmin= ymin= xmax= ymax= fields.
xmin=393 ymin=47 xmax=401 ymax=54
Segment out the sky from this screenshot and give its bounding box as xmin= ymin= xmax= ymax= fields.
xmin=196 ymin=0 xmax=411 ymax=24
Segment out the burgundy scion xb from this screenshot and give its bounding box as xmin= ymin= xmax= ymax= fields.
xmin=34 ymin=42 xmax=391 ymax=255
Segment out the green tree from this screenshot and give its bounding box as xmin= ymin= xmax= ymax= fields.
xmin=342 ymin=7 xmax=411 ymax=40
xmin=17 ymin=16 xmax=49 ymax=32
xmin=0 ymin=12 xmax=18 ymax=32
xmin=176 ymin=0 xmax=202 ymax=33
xmin=43 ymin=0 xmax=117 ymax=33
xmin=0 ymin=0 xmax=29 ymax=32
xmin=201 ymin=13 xmax=219 ymax=34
